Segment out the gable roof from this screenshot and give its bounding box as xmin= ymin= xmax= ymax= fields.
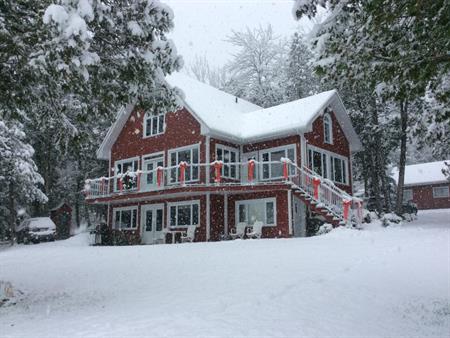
xmin=391 ymin=160 xmax=449 ymax=186
xmin=97 ymin=72 xmax=361 ymax=159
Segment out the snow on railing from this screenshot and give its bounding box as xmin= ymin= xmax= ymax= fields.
xmin=84 ymin=160 xmax=363 ymax=226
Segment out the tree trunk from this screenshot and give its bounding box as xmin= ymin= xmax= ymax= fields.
xmin=396 ymin=100 xmax=408 ymax=215
xmin=8 ymin=182 xmax=15 ymax=246
xmin=370 ymin=101 xmax=383 ymax=214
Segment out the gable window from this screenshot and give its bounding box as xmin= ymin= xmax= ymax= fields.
xmin=216 ymin=144 xmax=239 ymax=179
xmin=261 ymin=145 xmax=296 ymax=180
xmin=114 ymin=157 xmax=139 ymax=191
xmin=168 ymin=144 xmax=200 ymax=184
xmin=433 ymin=186 xmax=449 ymax=198
xmin=144 ymin=113 xmax=165 ymax=137
xmin=236 ymin=198 xmax=276 ymax=226
xmin=168 ymin=200 xmax=200 ymax=227
xmin=403 ymin=189 xmax=413 ymax=202
xmin=114 ymin=207 xmax=138 ymax=230
xmin=323 ymin=111 xmax=333 ymax=144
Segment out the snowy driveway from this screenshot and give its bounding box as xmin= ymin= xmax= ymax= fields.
xmin=0 ymin=209 xmax=449 ymax=337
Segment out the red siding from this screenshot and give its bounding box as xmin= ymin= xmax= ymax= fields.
xmin=111 ymin=108 xmax=206 ymax=181
xmin=408 ymin=183 xmax=450 ymax=210
xmin=305 ymin=110 xmax=353 ymax=194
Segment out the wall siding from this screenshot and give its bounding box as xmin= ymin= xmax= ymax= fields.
xmin=408 ymin=183 xmax=450 ymax=210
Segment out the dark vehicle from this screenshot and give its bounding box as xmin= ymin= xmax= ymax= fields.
xmin=16 ymin=217 xmax=57 ymax=244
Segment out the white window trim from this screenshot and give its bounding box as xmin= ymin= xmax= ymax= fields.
xmin=113 ymin=206 xmax=138 ymax=230
xmin=323 ymin=112 xmax=333 ymax=145
xmin=235 ymin=197 xmax=277 ymax=227
xmin=167 ymin=200 xmax=201 ymax=228
xmin=168 ymin=143 xmax=201 ymax=184
xmin=114 ymin=156 xmax=140 ymax=192
xmin=259 ymin=144 xmax=297 ymax=180
xmin=307 ymin=145 xmax=349 ymax=186
xmin=403 ymin=189 xmax=413 ymax=201
xmin=143 ymin=113 xmax=165 ymax=138
xmin=215 ymin=144 xmax=240 ymax=180
xmin=432 ymin=186 xmax=449 ymax=198
xmin=140 ymin=203 xmax=165 ymax=237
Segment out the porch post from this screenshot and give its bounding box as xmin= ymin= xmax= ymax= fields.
xmin=224 ymin=192 xmax=228 ymax=237
xmin=288 ymin=190 xmax=293 ymax=236
xmin=205 ymin=135 xmax=211 ymax=185
xmin=206 ymin=193 xmax=211 ymax=241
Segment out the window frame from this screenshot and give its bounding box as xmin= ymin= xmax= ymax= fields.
xmin=260 ymin=144 xmax=297 ymax=180
xmin=403 ymin=189 xmax=413 ymax=202
xmin=113 ymin=206 xmax=138 ymax=230
xmin=215 ymin=144 xmax=240 ymax=180
xmin=323 ymin=111 xmax=333 ymax=145
xmin=143 ymin=113 xmax=165 ymax=138
xmin=168 ymin=143 xmax=200 ymax=184
xmin=167 ymin=200 xmax=200 ymax=228
xmin=141 ymin=151 xmax=165 ymax=190
xmin=432 ymin=186 xmax=449 ymax=198
xmin=114 ymin=156 xmax=140 ymax=192
xmin=307 ymin=145 xmax=349 ymax=185
xmin=235 ymin=197 xmax=277 ymax=227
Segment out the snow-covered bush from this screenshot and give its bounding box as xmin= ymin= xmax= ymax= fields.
xmin=316 ymin=223 xmax=333 ymax=235
xmin=0 ymin=281 xmax=18 ymax=307
xmin=381 ymin=213 xmax=403 ymax=227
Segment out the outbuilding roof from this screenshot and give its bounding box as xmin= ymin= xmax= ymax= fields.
xmin=391 ymin=161 xmax=449 ymax=186
xmin=97 ymin=72 xmax=361 ymax=159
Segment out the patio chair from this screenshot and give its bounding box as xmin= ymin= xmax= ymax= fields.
xmin=246 ymin=221 xmax=264 ymax=239
xmin=154 ymin=229 xmax=168 ymax=244
xmin=181 ymin=225 xmax=196 ymax=243
xmin=229 ymin=222 xmax=247 ymax=239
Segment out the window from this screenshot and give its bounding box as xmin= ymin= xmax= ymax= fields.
xmin=307 ymin=146 xmax=348 ymax=185
xmin=142 ymin=153 xmax=164 ymax=188
xmin=114 ymin=157 xmax=139 ymax=191
xmin=236 ymin=198 xmax=276 ymax=226
xmin=168 ymin=201 xmax=200 ymax=227
xmin=216 ymin=145 xmax=239 ymax=179
xmin=323 ymin=111 xmax=333 ymax=144
xmin=261 ymin=145 xmax=296 ymax=180
xmin=331 ymin=156 xmax=347 ymax=184
xmin=168 ymin=145 xmax=200 ymax=183
xmin=114 ymin=207 xmax=138 ymax=230
xmin=144 ymin=113 xmax=165 ymax=137
xmin=433 ymin=186 xmax=449 ymax=198
xmin=403 ymin=189 xmax=413 ymax=202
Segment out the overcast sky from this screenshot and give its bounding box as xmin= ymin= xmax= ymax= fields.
xmin=164 ymin=0 xmax=312 ymax=68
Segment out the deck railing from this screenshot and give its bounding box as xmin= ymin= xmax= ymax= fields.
xmin=85 ymin=159 xmax=363 ymax=225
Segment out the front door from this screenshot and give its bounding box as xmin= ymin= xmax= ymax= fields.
xmin=241 ymin=151 xmax=259 ymax=183
xmin=143 ymin=155 xmax=164 ymax=191
xmin=141 ymin=204 xmax=165 ymax=244
xmin=293 ymin=196 xmax=306 ymax=237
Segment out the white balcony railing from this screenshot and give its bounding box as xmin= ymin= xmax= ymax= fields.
xmin=84 ymin=159 xmax=363 ymax=226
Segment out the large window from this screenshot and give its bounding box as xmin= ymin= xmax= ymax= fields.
xmin=433 ymin=186 xmax=449 ymax=198
xmin=403 ymin=189 xmax=413 ymax=202
xmin=216 ymin=144 xmax=239 ymax=179
xmin=114 ymin=157 xmax=139 ymax=191
xmin=261 ymin=145 xmax=296 ymax=180
xmin=307 ymin=146 xmax=348 ymax=185
xmin=236 ymin=198 xmax=276 ymax=226
xmin=168 ymin=201 xmax=200 ymax=228
xmin=144 ymin=113 xmax=165 ymax=137
xmin=114 ymin=207 xmax=138 ymax=230
xmin=169 ymin=145 xmax=200 ymax=183
xmin=323 ymin=111 xmax=333 ymax=144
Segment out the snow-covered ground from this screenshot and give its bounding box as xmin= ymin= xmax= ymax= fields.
xmin=1 ymin=209 xmax=449 ymax=337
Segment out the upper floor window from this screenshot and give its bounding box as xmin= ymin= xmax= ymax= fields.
xmin=168 ymin=144 xmax=200 ymax=183
xmin=433 ymin=186 xmax=449 ymax=198
xmin=144 ymin=113 xmax=165 ymax=138
xmin=261 ymin=145 xmax=296 ymax=180
xmin=114 ymin=157 xmax=139 ymax=191
xmin=216 ymin=144 xmax=239 ymax=179
xmin=323 ymin=111 xmax=333 ymax=144
xmin=307 ymin=145 xmax=349 ymax=185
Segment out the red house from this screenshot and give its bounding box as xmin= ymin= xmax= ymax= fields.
xmin=392 ymin=161 xmax=450 ymax=210
xmin=85 ymin=73 xmax=363 ymax=244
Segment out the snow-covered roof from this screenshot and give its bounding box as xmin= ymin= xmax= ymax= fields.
xmin=97 ymin=73 xmax=361 ymax=159
xmin=16 ymin=217 xmax=56 ymax=231
xmin=391 ymin=161 xmax=449 ymax=186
